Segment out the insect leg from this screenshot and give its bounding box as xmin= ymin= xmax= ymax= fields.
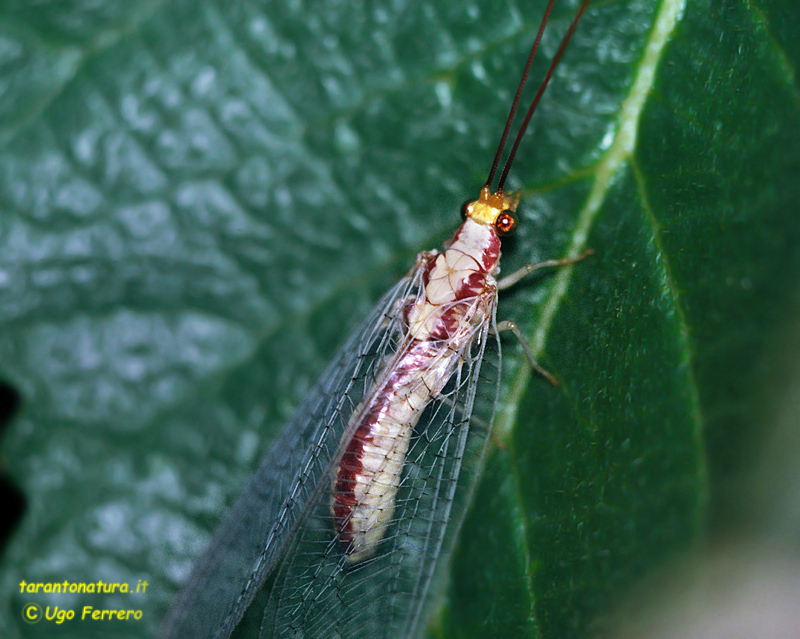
xmin=497 ymin=248 xmax=593 ymax=290
xmin=494 ymin=249 xmax=592 ymax=385
xmin=495 ymin=320 xmax=559 ymax=386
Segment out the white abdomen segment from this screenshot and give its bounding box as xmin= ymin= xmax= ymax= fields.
xmin=332 ymin=218 xmax=499 ymax=562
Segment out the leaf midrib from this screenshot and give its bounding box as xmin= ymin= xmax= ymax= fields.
xmin=486 ymin=0 xmax=705 ymax=614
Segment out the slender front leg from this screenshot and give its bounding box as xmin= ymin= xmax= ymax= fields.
xmin=497 ymin=248 xmax=594 ymax=290
xmin=496 ymin=248 xmax=593 ymax=385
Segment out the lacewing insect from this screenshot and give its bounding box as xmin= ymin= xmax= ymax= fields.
xmin=163 ymin=1 xmax=591 ymax=637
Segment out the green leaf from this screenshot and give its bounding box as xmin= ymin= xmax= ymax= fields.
xmin=1 ymin=0 xmax=799 ymax=638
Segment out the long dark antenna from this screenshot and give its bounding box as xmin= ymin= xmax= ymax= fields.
xmin=485 ymin=0 xmax=557 ymax=189
xmin=487 ymin=0 xmax=592 ymax=194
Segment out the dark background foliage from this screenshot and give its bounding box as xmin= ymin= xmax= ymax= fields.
xmin=1 ymin=0 xmax=799 ymax=637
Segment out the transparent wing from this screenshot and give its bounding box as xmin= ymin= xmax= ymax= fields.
xmin=162 ymin=263 xmax=501 ymax=639
xmin=256 ymin=319 xmax=500 ymax=639
xmin=161 ymin=272 xmax=421 ymax=639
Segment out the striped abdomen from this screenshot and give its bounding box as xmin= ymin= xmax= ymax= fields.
xmin=331 ymin=218 xmax=500 ymax=562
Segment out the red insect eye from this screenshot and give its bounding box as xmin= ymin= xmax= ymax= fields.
xmin=495 ymin=212 xmax=517 ymax=236
xmin=460 ymin=200 xmax=474 ymax=220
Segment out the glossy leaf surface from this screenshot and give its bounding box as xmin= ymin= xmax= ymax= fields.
xmin=1 ymin=0 xmax=799 ymax=637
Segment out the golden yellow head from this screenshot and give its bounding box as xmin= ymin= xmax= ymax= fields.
xmin=462 ymin=185 xmax=519 ymax=236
